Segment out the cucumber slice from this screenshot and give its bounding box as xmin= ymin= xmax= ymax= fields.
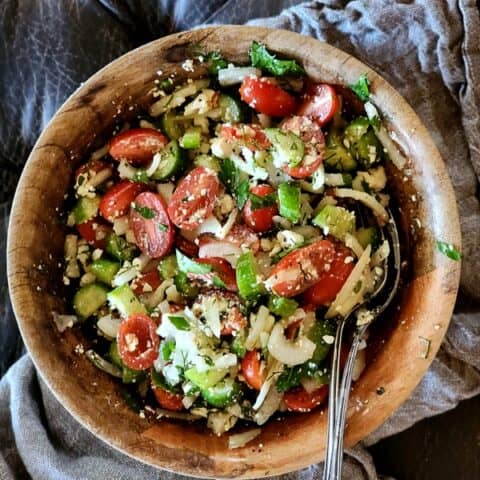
xmin=160 ymin=110 xmax=183 ymax=140
xmin=73 ymin=196 xmax=100 ymax=224
xmin=218 ymin=94 xmax=244 ymax=123
xmin=307 ymin=319 xmax=336 ymax=363
xmin=312 ymin=204 xmax=355 ymax=241
xmin=236 ymin=252 xmax=265 ymax=302
xmin=179 ymin=127 xmax=202 ymax=150
xmin=230 ymin=331 xmax=247 ymax=358
xmin=159 ymin=254 xmax=178 ymax=280
xmin=151 ymin=140 xmax=186 ymax=180
xmin=344 ymin=117 xmax=370 ymax=144
xmin=184 ymin=367 xmax=228 ymax=389
xmin=278 ymin=182 xmax=301 ymax=223
xmin=352 ymin=130 xmax=383 ymax=168
xmin=73 ymin=283 xmax=109 ymax=319
xmin=108 ymin=341 xmax=146 ymax=384
xmin=355 ymin=226 xmax=381 ymax=250
xmin=268 ymin=295 xmax=298 ymax=317
xmin=325 ymin=131 xmax=357 ymax=172
xmin=174 ymin=272 xmax=199 ymax=299
xmin=109 ymin=340 xmax=123 ymax=368
xmin=90 ymin=258 xmax=120 ymax=285
xmin=264 ymin=128 xmax=304 ymax=167
xmin=105 ymin=233 xmax=137 ymax=262
xmin=107 ymin=284 xmax=146 ymax=317
xmin=201 ymin=378 xmax=241 ymax=408
xmin=194 ymin=154 xmax=221 ymax=172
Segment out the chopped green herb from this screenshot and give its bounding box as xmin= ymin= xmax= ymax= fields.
xmin=350 ymin=75 xmax=370 ymax=102
xmin=206 ymin=50 xmax=228 ymax=75
xmin=133 ymin=170 xmax=149 ymax=183
xmin=236 ymin=180 xmax=250 ymax=210
xmin=157 ymin=78 xmax=174 ymax=93
xmin=436 ymin=240 xmax=462 ymax=261
xmin=250 ymin=41 xmax=305 ymax=76
xmin=161 ymin=340 xmax=176 ymax=361
xmin=170 ymin=315 xmax=190 ymax=331
xmin=132 ymin=204 xmax=155 ymax=219
xmin=248 ymin=191 xmax=277 ymax=210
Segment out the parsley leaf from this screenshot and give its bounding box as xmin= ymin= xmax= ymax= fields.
xmin=250 ymin=41 xmax=305 ymax=76
xmin=236 ymin=179 xmax=250 ymax=210
xmin=436 ymin=240 xmax=462 ymax=261
xmin=132 ymin=204 xmax=156 ymax=219
xmin=161 ymin=340 xmax=176 ymax=361
xmin=248 ymin=191 xmax=277 ymax=210
xmin=206 ymin=50 xmax=228 ymax=75
xmin=219 ymin=159 xmax=250 ymax=209
xmin=350 ymin=75 xmax=370 ymax=102
xmin=169 ymin=315 xmax=190 ymax=331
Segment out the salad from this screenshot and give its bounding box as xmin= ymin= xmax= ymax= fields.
xmin=57 ymin=42 xmax=403 ymax=440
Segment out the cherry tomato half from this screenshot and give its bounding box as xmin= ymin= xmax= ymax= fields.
xmin=129 ymin=191 xmax=174 ymax=259
xmin=220 ymin=124 xmax=271 ymax=151
xmin=109 ymin=128 xmax=168 ymax=166
xmin=266 ymin=239 xmax=336 ymax=297
xmin=239 ymin=77 xmax=297 ymax=117
xmin=131 ymin=269 xmax=162 ymax=296
xmin=241 ymin=350 xmax=264 ymax=390
xmin=76 ymin=217 xmax=112 ymax=249
xmin=117 ymin=314 xmax=159 ymax=370
xmin=167 ymin=167 xmax=220 ymax=230
xmin=196 ymin=257 xmax=238 ymax=292
xmin=75 ymin=159 xmax=111 ymax=181
xmin=99 ymin=180 xmax=146 ymax=222
xmin=175 ymin=234 xmax=199 ymax=258
xmin=220 ymin=306 xmax=247 ymax=336
xmin=152 ymin=387 xmax=184 ymax=411
xmin=280 ymin=116 xmax=325 ymax=179
xmin=302 ymin=245 xmax=354 ymax=307
xmin=296 ymin=83 xmax=339 ymax=127
xmin=283 ymin=385 xmax=328 ymax=412
xmin=243 ymin=184 xmax=278 ymax=233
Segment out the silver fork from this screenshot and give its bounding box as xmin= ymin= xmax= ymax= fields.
xmin=323 ymin=212 xmax=401 ymax=480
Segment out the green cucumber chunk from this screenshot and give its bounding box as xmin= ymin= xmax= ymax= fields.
xmin=109 ymin=340 xmax=123 ymax=368
xmin=184 ymin=367 xmax=228 ymax=389
xmin=218 ymin=94 xmax=244 ymax=123
xmin=159 ymin=254 xmax=178 ymax=280
xmin=174 ymin=272 xmax=199 ymax=299
xmin=325 ymin=131 xmax=357 ymax=172
xmin=105 ymin=233 xmax=137 ymax=262
xmin=268 ymin=295 xmax=298 ymax=317
xmin=107 ymin=284 xmax=146 ymax=317
xmin=201 ymin=378 xmax=241 ymax=408
xmin=73 ymin=196 xmax=100 ymax=224
xmin=230 ymin=331 xmax=247 ymax=358
xmin=151 ymin=140 xmax=186 ymax=180
xmin=278 ymin=182 xmax=301 ymax=223
xmin=352 ymin=130 xmax=383 ymax=168
xmin=307 ymin=319 xmax=336 ymax=363
xmin=73 ymin=283 xmax=109 ymax=319
xmin=344 ymin=117 xmax=370 ymax=144
xmin=313 ymin=204 xmax=355 ymax=241
xmin=90 ymin=258 xmax=120 ymax=285
xmin=194 ymin=154 xmax=221 ymax=172
xmin=109 ymin=341 xmax=145 ymax=383
xmin=236 ymin=252 xmax=265 ymax=302
xmin=264 ymin=128 xmax=304 ymax=167
xmin=160 ymin=110 xmax=183 ymax=140
xmin=355 ymin=226 xmax=381 ymax=250
xmin=179 ymin=127 xmax=201 ymax=150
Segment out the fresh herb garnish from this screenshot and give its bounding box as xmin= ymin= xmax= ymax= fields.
xmin=206 ymin=50 xmax=228 ymax=75
xmin=169 ymin=315 xmax=190 ymax=331
xmin=350 ymin=75 xmax=370 ymax=102
xmin=276 ymin=361 xmax=327 ymax=393
xmin=248 ymin=191 xmax=277 ymax=210
xmin=436 ymin=240 xmax=462 ymax=261
xmin=250 ymin=41 xmax=305 ymax=77
xmin=219 ymin=159 xmax=250 ymax=209
xmin=236 ymin=180 xmax=250 ymax=210
xmin=161 ymin=339 xmax=176 ymax=361
xmin=157 ymin=78 xmax=174 ymax=93
xmin=132 ymin=204 xmax=156 ymax=219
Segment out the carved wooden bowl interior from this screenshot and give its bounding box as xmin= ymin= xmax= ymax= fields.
xmin=7 ymin=26 xmax=461 ymax=478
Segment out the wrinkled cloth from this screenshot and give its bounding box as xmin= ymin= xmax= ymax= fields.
xmin=1 ymin=1 xmax=479 ymax=479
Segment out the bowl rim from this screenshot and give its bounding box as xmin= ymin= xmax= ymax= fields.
xmin=7 ymin=25 xmax=461 ymax=478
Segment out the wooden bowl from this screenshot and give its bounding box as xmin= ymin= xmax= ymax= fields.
xmin=7 ymin=26 xmax=461 ymax=478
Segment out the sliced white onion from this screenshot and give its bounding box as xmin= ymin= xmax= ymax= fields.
xmin=155 ymin=408 xmax=201 ymax=421
xmin=364 ymin=101 xmax=407 ymax=170
xmin=228 ymin=429 xmax=262 ymax=449
xmin=97 ymin=315 xmax=122 ymax=339
xmin=333 ymin=188 xmax=389 ymax=225
xmin=85 ymin=350 xmax=122 ymax=378
xmin=112 ymin=265 xmax=139 ymax=287
xmin=156 ymin=182 xmax=175 ymax=203
xmin=145 ymin=152 xmax=162 ymax=177
xmin=201 ymin=295 xmax=222 ymax=338
xmin=218 ymin=67 xmax=261 ymax=86
xmin=218 ymin=209 xmax=238 ymax=239
xmin=198 ymin=239 xmax=242 ymax=267
xmin=245 ymin=306 xmax=275 ymax=351
xmin=301 ymin=375 xmax=327 ymax=394
xmin=345 ymin=233 xmax=364 ymax=259
xmin=325 ymin=173 xmax=347 ymax=187
xmin=52 ymin=312 xmax=78 ymax=332
xmin=90 ymin=144 xmax=109 ymax=161
xmin=118 ymin=160 xmax=137 ymax=180
xmin=113 ymin=216 xmax=129 ymax=236
xmin=252 ymin=359 xmax=283 ymax=411
xmin=267 ymin=323 xmax=316 ymax=366
xmin=371 ymin=239 xmax=390 ymax=267
xmin=145 ymin=278 xmax=173 ymax=309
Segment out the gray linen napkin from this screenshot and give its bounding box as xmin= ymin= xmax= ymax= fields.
xmin=1 ymin=1 xmax=479 ymax=479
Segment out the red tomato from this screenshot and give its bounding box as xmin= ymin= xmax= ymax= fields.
xmin=283 ymin=385 xmax=328 ymax=412
xmin=266 ymin=239 xmax=336 ymax=297
xmin=280 ymin=116 xmax=325 ymax=178
xmin=239 ymin=77 xmax=297 ymax=117
xmin=241 ymin=350 xmax=264 ymax=390
xmin=221 ymin=307 xmax=247 ymax=336
xmin=152 ymin=387 xmax=184 ymax=411
xmin=333 ymin=84 xmax=366 ymax=117
xmin=167 ymin=167 xmax=220 ymax=230
xmin=175 ymin=234 xmax=199 ymax=258
xmin=302 ymin=245 xmax=355 ymax=306
xmin=99 ymin=180 xmax=146 ymax=222
xmin=296 ymin=83 xmax=339 ymax=127
xmin=75 ymin=159 xmax=111 ymax=181
xmin=224 ymin=224 xmax=260 ymax=253
xmin=220 ymin=124 xmax=271 ymax=151
xmin=242 ymin=184 xmax=278 ymax=233
xmin=109 ymin=128 xmax=168 ymax=166
xmin=131 ymin=270 xmax=162 ymax=296
xmin=129 ymin=191 xmax=174 ymax=259
xmin=117 ymin=314 xmax=159 ymax=370
xmin=196 ymin=257 xmax=238 ymax=292
xmin=76 ymin=218 xmax=112 ymax=249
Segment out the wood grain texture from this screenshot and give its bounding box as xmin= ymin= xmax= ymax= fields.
xmin=6 ymin=26 xmax=461 ymax=478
